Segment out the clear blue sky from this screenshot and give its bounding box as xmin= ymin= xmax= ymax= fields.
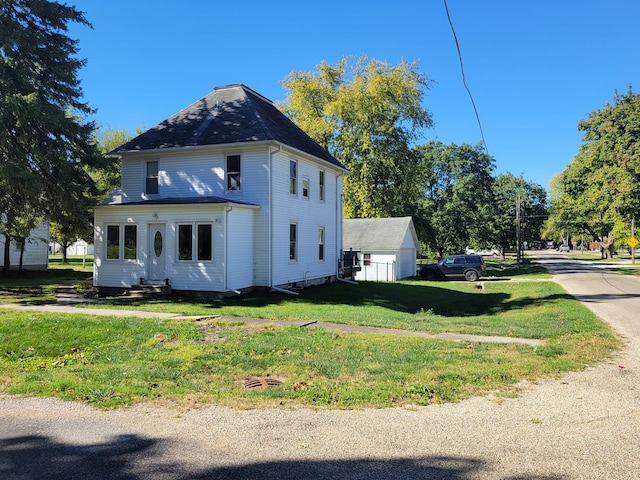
xmin=68 ymin=0 xmax=640 ymax=189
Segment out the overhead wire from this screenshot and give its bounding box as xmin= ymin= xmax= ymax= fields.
xmin=443 ymin=0 xmax=489 ymax=155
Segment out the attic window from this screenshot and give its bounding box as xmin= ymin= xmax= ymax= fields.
xmin=146 ymin=161 xmax=159 ymax=195
xmin=226 ymin=155 xmax=241 ymax=191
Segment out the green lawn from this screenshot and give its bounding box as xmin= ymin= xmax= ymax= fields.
xmin=0 ymin=260 xmax=621 ymax=410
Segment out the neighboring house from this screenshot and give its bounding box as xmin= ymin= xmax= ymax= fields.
xmin=0 ymin=222 xmax=50 ymax=271
xmin=51 ymin=239 xmax=94 ymax=256
xmin=343 ymin=217 xmax=419 ymax=281
xmin=94 ymin=84 xmax=348 ymax=294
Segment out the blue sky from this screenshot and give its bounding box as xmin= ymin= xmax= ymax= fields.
xmin=68 ymin=0 xmax=640 ymax=189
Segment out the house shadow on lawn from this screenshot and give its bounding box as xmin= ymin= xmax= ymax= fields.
xmin=201 ymin=282 xmax=513 ymax=317
xmin=0 ymin=433 xmax=548 ymax=480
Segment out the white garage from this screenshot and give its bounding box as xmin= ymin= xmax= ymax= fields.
xmin=343 ymin=217 xmax=419 ymax=281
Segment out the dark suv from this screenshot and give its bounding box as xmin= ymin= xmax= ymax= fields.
xmin=420 ymin=254 xmax=486 ymax=282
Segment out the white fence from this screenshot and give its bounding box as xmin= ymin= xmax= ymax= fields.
xmin=357 ymin=261 xmax=396 ymax=282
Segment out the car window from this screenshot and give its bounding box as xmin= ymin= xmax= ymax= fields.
xmin=454 ymin=258 xmax=466 ymax=265
xmin=443 ymin=257 xmax=455 ymax=265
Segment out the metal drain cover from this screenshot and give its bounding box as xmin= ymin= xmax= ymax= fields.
xmin=242 ymin=377 xmax=283 ymax=388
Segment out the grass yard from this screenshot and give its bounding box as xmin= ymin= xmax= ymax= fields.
xmin=0 ymin=258 xmax=620 ymax=410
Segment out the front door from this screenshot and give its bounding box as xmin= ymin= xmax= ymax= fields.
xmin=148 ymin=223 xmax=166 ymax=281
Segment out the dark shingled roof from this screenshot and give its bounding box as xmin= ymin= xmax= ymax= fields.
xmin=112 ymin=84 xmax=345 ymax=170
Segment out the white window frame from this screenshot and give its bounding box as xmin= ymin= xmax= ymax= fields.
xmin=302 ymin=176 xmax=310 ymax=198
xmin=226 ymin=154 xmax=241 ymax=191
xmin=319 ymin=170 xmax=325 ymax=202
xmin=318 ymin=226 xmax=325 ymax=261
xmin=146 ymin=160 xmax=159 ymax=195
xmin=289 ymin=222 xmax=298 ymax=262
xmin=176 ymin=222 xmax=213 ymax=262
xmin=105 ymin=223 xmax=137 ymax=261
xmin=289 ymin=160 xmax=297 ymax=195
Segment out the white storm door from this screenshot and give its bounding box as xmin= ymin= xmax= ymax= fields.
xmin=148 ymin=223 xmax=166 ymax=280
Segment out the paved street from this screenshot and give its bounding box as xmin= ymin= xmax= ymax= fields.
xmin=1 ymin=252 xmax=639 ymax=479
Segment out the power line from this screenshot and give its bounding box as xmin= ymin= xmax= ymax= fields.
xmin=443 ymin=0 xmax=489 ymax=155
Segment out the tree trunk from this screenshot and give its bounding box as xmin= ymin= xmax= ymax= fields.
xmin=18 ymin=241 xmax=25 ymax=272
xmin=3 ymin=236 xmax=11 ymax=273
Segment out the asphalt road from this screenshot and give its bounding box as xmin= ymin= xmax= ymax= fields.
xmin=1 ymin=252 xmax=639 ymax=479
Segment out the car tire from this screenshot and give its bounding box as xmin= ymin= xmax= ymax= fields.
xmin=424 ymin=270 xmax=437 ymax=281
xmin=464 ymin=270 xmax=479 ymax=282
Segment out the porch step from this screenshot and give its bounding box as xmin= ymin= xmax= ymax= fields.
xmin=128 ymin=283 xmax=171 ymax=298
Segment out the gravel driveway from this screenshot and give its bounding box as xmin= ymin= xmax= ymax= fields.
xmin=1 ymin=252 xmax=639 ymax=479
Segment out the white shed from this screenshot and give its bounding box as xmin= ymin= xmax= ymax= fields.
xmin=343 ymin=217 xmax=419 ymax=281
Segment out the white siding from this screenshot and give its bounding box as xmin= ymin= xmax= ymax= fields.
xmin=226 ymin=207 xmax=255 ymax=290
xmin=0 ymin=222 xmax=49 ymax=270
xmin=355 ymin=252 xmax=397 ymax=282
xmin=270 ymin=149 xmax=341 ymax=287
xmin=94 ymin=204 xmax=257 ymax=291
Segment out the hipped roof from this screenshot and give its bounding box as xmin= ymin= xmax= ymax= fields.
xmin=112 ymin=84 xmax=345 ymax=170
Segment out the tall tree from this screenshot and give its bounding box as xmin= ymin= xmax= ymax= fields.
xmin=0 ymin=0 xmax=102 ymax=271
xmin=280 ymin=55 xmax=434 ymax=218
xmin=418 ymin=141 xmax=495 ymax=258
xmin=546 ymin=88 xmax=640 ymax=257
xmin=489 ymin=173 xmax=547 ymax=257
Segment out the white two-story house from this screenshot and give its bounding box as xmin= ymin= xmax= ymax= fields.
xmin=94 ymin=84 xmax=348 ymax=295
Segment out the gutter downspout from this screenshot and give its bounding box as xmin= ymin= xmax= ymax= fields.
xmin=269 ymin=144 xmax=281 ymax=289
xmin=336 ymin=172 xmax=344 ymax=280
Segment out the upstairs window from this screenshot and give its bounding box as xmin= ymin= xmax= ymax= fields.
xmin=289 ymin=160 xmax=297 ymax=195
xmin=302 ymin=177 xmax=309 ymax=198
xmin=226 ymin=154 xmax=241 ymax=191
xmin=319 ymin=170 xmax=325 ymax=201
xmin=146 ymin=161 xmax=159 ymax=194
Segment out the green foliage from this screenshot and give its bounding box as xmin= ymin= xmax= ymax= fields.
xmin=280 ymin=55 xmax=434 ymax=219
xmin=0 ymin=0 xmax=102 ymax=270
xmin=488 ymin=173 xmax=548 ymax=254
xmin=417 ymin=141 xmax=495 ymax=257
xmin=546 ymin=88 xmax=640 ymax=252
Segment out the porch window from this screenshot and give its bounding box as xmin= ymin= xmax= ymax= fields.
xmin=226 ymin=154 xmax=241 ymax=191
xmin=178 ymin=224 xmax=193 ymax=261
xmin=178 ymin=223 xmax=213 ymax=262
xmin=319 ymin=170 xmax=325 ymax=201
xmin=318 ymin=226 xmax=325 ymax=261
xmin=198 ymin=224 xmax=212 ymax=261
xmin=106 ymin=224 xmax=137 ymax=260
xmin=289 ymin=160 xmax=297 ymax=195
xmin=289 ymin=223 xmax=297 ymax=261
xmin=146 ymin=161 xmax=159 ymax=194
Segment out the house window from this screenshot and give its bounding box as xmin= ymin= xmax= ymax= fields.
xmin=197 ymin=224 xmax=212 ymax=261
xmin=178 ymin=223 xmax=213 ymax=261
xmin=123 ymin=225 xmax=137 ymax=260
xmin=226 ymin=154 xmax=241 ymax=191
xmin=178 ymin=224 xmax=193 ymax=261
xmin=289 ymin=223 xmax=297 ymax=261
xmin=146 ymin=161 xmax=159 ymax=194
xmin=106 ymin=224 xmax=137 ymax=260
xmin=319 ymin=170 xmax=325 ymax=201
xmin=318 ymin=226 xmax=325 ymax=261
xmin=363 ymin=253 xmax=371 ymax=266
xmin=302 ymin=177 xmax=309 ymax=198
xmin=289 ymin=160 xmax=297 ymax=195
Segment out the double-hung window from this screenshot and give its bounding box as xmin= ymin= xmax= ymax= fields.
xmin=226 ymin=154 xmax=241 ymax=191
xmin=318 ymin=226 xmax=325 ymax=261
xmin=178 ymin=223 xmax=213 ymax=261
xmin=289 ymin=223 xmax=297 ymax=261
xmin=319 ymin=170 xmax=325 ymax=201
xmin=302 ymin=177 xmax=309 ymax=198
xmin=289 ymin=160 xmax=297 ymax=195
xmin=146 ymin=161 xmax=159 ymax=194
xmin=106 ymin=224 xmax=137 ymax=260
